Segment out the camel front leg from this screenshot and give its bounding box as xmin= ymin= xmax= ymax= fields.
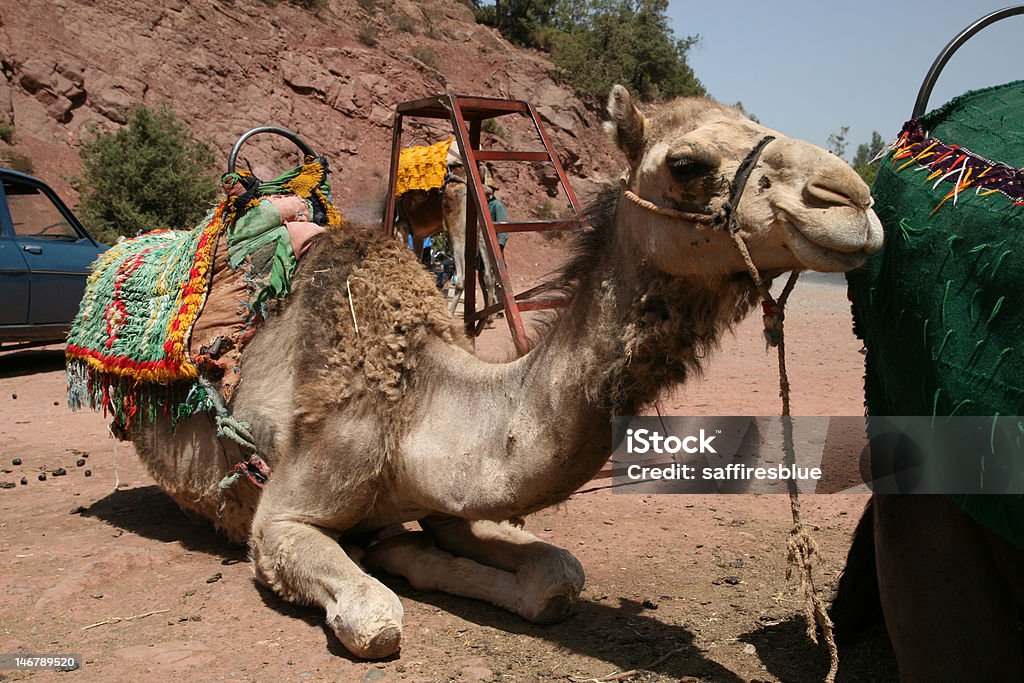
xmin=447 ymin=235 xmax=466 ymax=316
xmin=366 ymin=517 xmax=584 ymax=624
xmin=874 ymin=494 xmax=1023 ymax=681
xmin=250 ymin=501 xmax=404 ymax=659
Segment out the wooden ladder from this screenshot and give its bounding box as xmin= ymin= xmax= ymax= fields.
xmin=383 ymin=94 xmax=583 ymax=356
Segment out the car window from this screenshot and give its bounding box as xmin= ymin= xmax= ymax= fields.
xmin=3 ymin=178 xmax=79 ymax=240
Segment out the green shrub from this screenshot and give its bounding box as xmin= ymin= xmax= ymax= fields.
xmin=358 ymin=25 xmax=379 ymax=46
xmin=1 ymin=151 xmax=33 ymax=174
xmin=476 ymin=0 xmax=704 ymax=103
xmin=549 ymin=1 xmax=704 ymax=103
xmin=533 ymin=198 xmax=572 ymax=219
xmin=852 ymin=131 xmax=885 ymax=186
xmin=395 ymin=14 xmax=416 ymax=33
xmin=73 ymin=103 xmax=218 ymax=244
xmin=0 ymin=122 xmax=14 ymax=144
xmin=482 ymin=118 xmax=507 ymax=139
xmin=410 ymin=46 xmax=439 ymax=69
xmin=430 ymin=231 xmax=451 ymax=254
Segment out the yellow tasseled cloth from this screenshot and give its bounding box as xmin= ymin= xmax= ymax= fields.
xmin=395 ymin=137 xmax=454 ymax=196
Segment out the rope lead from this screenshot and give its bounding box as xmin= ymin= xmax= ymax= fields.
xmin=622 ymin=134 xmax=839 ymax=682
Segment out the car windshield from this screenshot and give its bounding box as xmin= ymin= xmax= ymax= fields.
xmin=4 ymin=179 xmax=80 ymax=240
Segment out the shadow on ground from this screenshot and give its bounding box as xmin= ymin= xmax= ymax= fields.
xmin=378 ymin=578 xmax=745 ymax=681
xmin=0 ymin=347 xmax=66 ymax=378
xmin=154 ymin=510 xmax=745 ymax=680
xmin=254 ymin=585 xmax=402 ymax=664
xmin=78 ymin=484 xmax=895 ymax=680
xmin=740 ymin=616 xmax=898 ymax=682
xmin=79 ymin=484 xmax=247 ymax=561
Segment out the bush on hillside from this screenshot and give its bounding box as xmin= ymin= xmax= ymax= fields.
xmin=73 ymin=104 xmax=219 ymax=244
xmin=473 ymin=0 xmax=704 ymax=103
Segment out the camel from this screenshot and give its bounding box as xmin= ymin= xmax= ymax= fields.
xmin=395 ymin=142 xmax=499 ymax=315
xmin=829 ymin=74 xmax=1024 ymax=680
xmin=127 ymin=85 xmax=882 ymax=659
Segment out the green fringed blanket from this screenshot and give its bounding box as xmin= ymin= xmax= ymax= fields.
xmin=847 ymin=81 xmax=1024 ymax=546
xmin=66 ymin=157 xmax=343 ymax=427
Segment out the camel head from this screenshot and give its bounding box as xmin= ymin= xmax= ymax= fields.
xmin=605 ymin=85 xmax=883 ymax=277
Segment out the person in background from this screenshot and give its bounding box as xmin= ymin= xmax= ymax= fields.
xmin=482 ymin=183 xmax=510 ymax=318
xmin=486 ymin=184 xmax=509 ymax=255
xmin=432 ymin=250 xmax=455 ymax=290
xmin=478 ymin=183 xmax=509 ymax=274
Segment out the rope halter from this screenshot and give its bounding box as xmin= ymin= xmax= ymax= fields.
xmin=620 ymin=135 xmax=797 ymax=349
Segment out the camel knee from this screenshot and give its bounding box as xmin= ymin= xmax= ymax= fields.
xmin=325 ymin=587 xmax=404 ymax=659
xmin=420 ymin=518 xmax=585 ymax=622
xmin=251 ymin=538 xmax=404 ymax=660
xmin=249 ymin=514 xmax=404 ymax=659
xmin=516 ymin=546 xmax=585 ymax=624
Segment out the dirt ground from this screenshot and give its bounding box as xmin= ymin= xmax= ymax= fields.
xmin=0 ymin=236 xmax=897 ymax=682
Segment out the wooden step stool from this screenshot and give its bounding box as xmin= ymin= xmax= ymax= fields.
xmin=382 ymin=94 xmax=584 ymax=355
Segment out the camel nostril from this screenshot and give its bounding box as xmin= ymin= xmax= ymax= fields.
xmin=804 ymin=170 xmax=871 ymax=209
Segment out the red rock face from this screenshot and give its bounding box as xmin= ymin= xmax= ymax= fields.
xmin=0 ymin=0 xmax=617 ymax=222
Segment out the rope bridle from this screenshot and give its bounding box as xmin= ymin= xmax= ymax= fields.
xmin=621 ymin=135 xmax=796 ymax=346
xmin=622 ymin=135 xmax=840 ymax=682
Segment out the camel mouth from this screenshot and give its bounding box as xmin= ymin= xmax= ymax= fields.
xmin=778 ymin=210 xmax=884 ymax=273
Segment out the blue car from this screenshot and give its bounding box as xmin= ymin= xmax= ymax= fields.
xmin=0 ymin=168 xmax=106 ymax=350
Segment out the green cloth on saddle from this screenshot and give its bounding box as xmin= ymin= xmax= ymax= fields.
xmin=847 ymin=80 xmax=1024 ymax=546
xmin=66 ymin=208 xmax=224 ymax=389
xmin=67 ymin=155 xmax=344 ymax=427
xmin=227 ymin=198 xmax=309 ymax=305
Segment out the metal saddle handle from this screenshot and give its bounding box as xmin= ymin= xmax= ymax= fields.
xmin=227 ymin=126 xmax=318 ymax=175
xmin=913 ymin=5 xmax=1024 ymax=119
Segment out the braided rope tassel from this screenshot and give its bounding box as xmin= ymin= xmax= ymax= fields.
xmin=731 ymin=231 xmax=840 ymax=681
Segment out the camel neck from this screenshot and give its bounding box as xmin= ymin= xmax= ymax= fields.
xmin=534 ymin=202 xmax=758 ymax=413
xmin=402 ymin=203 xmax=758 ymax=518
xmin=497 ymin=206 xmax=759 ymax=502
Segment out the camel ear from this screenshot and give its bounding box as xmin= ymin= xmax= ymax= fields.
xmin=603 ymin=84 xmax=646 ymax=166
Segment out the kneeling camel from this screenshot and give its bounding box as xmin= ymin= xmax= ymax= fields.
xmin=130 ymin=85 xmax=883 ymax=658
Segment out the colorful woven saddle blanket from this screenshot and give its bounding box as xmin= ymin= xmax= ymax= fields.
xmin=66 ymin=212 xmax=223 ymax=386
xmin=846 ymin=80 xmax=1024 ymax=546
xmin=67 ymin=157 xmax=343 ymax=422
xmin=395 ymin=137 xmax=460 ymax=196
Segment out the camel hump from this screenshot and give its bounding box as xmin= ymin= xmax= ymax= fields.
xmin=287 ymin=228 xmax=470 ymax=425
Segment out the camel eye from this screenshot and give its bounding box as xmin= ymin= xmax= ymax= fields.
xmin=666 ymin=142 xmax=721 ymax=187
xmin=663 ymin=141 xmax=720 ymax=185
xmin=668 ymin=157 xmax=715 ymax=184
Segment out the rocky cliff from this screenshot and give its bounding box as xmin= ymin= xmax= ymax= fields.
xmin=0 ymin=0 xmax=619 ymax=223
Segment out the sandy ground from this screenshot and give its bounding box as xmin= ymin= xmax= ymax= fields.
xmin=0 ymin=236 xmax=897 ymax=682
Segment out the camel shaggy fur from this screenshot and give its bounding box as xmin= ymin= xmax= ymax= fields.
xmin=131 ymin=85 xmax=882 ymax=659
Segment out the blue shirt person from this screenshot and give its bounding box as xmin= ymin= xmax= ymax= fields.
xmin=478 ymin=187 xmax=509 ymax=276
xmin=487 ymin=189 xmax=509 ymax=251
